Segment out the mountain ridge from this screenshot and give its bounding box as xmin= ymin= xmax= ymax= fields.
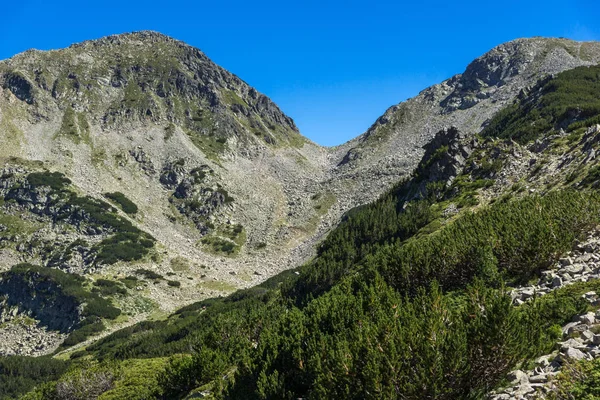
xmin=0 ymin=32 xmax=600 ymax=363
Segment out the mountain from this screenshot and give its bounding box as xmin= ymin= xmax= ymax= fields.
xmin=2 ymin=32 xmax=600 ymax=399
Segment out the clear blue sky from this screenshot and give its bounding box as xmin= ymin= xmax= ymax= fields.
xmin=1 ymin=1 xmax=598 ymax=146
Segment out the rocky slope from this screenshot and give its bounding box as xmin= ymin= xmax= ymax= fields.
xmin=1 ymin=32 xmax=600 ymax=354
xmin=329 ymin=38 xmax=600 ymax=209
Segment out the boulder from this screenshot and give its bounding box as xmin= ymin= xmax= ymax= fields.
xmin=563 ymin=347 xmax=587 ymax=361
xmin=507 ymin=369 xmax=529 ymax=385
xmin=578 ymin=312 xmax=596 ymax=325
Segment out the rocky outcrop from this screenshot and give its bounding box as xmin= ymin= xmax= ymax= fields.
xmin=0 ymin=269 xmax=82 ymax=332
xmin=489 ymin=233 xmax=600 ymax=399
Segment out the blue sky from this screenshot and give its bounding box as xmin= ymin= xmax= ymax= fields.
xmin=1 ymin=1 xmax=598 ymax=146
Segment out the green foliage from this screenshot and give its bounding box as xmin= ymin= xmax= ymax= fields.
xmin=26 ymin=171 xmax=71 ymax=191
xmin=22 ymin=172 xmax=155 ymax=266
xmin=135 ymin=269 xmax=163 ymax=280
xmin=550 ymin=358 xmax=600 ymax=399
xmin=104 ymin=192 xmax=138 ymax=215
xmin=99 ymin=358 xmax=168 ymax=400
xmin=93 ymin=279 xmax=127 ymax=296
xmin=482 ymin=64 xmax=600 ymax=143
xmin=379 ymin=191 xmax=600 ymax=292
xmin=201 ymin=235 xmax=237 ymax=255
xmin=582 ymin=165 xmax=600 ymax=187
xmin=3 ymin=264 xmax=120 ymax=349
xmin=94 ymin=232 xmax=154 ymax=265
xmin=0 ymin=356 xmax=68 ymax=400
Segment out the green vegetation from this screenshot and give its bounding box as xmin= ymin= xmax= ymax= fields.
xmin=169 ymin=256 xmax=190 ymax=272
xmin=200 ymin=223 xmax=246 ymax=256
xmin=55 ymin=107 xmax=90 ymax=144
xmin=0 ymin=356 xmax=68 ymax=400
xmin=104 ymin=192 xmax=138 ymax=215
xmin=7 ymin=61 xmax=600 ymax=400
xmin=482 ymin=64 xmax=600 ymax=143
xmin=1 ymin=264 xmax=121 ymax=351
xmin=223 ymin=90 xmax=247 ymax=107
xmin=14 ymin=171 xmax=156 ymax=266
xmin=135 ymin=269 xmax=163 ymax=281
xmin=551 ymin=358 xmax=600 ymax=399
xmin=200 ymin=235 xmax=238 ymax=255
xmin=27 ymin=171 xmax=71 ymax=191
xmin=93 ymin=279 xmax=128 ymax=296
xmin=94 ymin=232 xmax=154 ymax=265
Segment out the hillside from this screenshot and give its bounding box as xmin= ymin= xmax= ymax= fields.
xmin=7 ymin=62 xmax=600 ymax=399
xmin=2 ymin=32 xmax=600 ymax=399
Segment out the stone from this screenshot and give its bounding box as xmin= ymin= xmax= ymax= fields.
xmin=520 ymin=289 xmax=535 ymax=300
xmin=528 ymin=374 xmax=548 ymax=383
xmin=552 ymin=276 xmax=563 ymax=288
xmin=593 ymin=335 xmax=600 ymax=345
xmin=563 ymin=347 xmax=587 ymax=361
xmin=579 ymin=312 xmax=596 ymax=325
xmin=507 ymin=369 xmax=529 ymax=385
xmin=567 ymin=324 xmax=589 ymax=336
xmin=565 ymin=264 xmax=585 ymax=275
xmin=560 ymin=257 xmax=573 ymax=266
xmin=514 ymin=383 xmax=535 ymax=396
xmin=581 ymin=330 xmax=595 ymax=343
xmin=535 ymin=355 xmax=550 ymax=367
xmin=562 ymin=322 xmax=580 ymax=336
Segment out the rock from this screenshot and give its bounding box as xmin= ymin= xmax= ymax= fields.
xmin=593 ymin=335 xmax=600 ymax=345
xmin=520 ymin=289 xmax=535 ymax=300
xmin=507 ymin=369 xmax=529 ymax=385
xmin=567 ymin=324 xmax=589 ymax=336
xmin=560 ymin=338 xmax=585 ymax=352
xmin=535 ymin=355 xmax=550 ymax=367
xmin=513 ymin=383 xmax=535 ymax=396
xmin=563 ymin=347 xmax=587 ymax=361
xmin=581 ymin=330 xmax=595 ymax=343
xmin=560 ymin=257 xmax=573 ymax=266
xmin=529 ymin=374 xmax=548 ymax=383
xmin=564 ymin=264 xmax=585 ymax=275
xmin=552 ymin=276 xmax=563 ymax=288
xmin=578 ymin=312 xmax=596 ymax=325
xmin=562 ymin=322 xmax=580 ymax=336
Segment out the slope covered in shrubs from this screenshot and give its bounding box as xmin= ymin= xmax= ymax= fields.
xmin=6 ymin=63 xmax=600 ymax=400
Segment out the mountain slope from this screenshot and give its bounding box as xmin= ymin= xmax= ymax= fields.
xmin=0 ymin=33 xmax=600 ymax=364
xmin=13 ymin=62 xmax=600 ymax=400
xmin=328 ymin=38 xmax=600 ymax=208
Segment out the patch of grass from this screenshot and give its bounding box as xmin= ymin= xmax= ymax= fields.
xmin=170 ymin=256 xmax=190 ymax=272
xmin=222 ymin=89 xmax=247 ymax=107
xmin=119 ymin=276 xmax=140 ymax=289
xmin=197 ymin=280 xmax=236 ymax=292
xmin=200 ymin=235 xmax=238 ymax=256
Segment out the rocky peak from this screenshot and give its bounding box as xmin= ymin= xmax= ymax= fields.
xmin=441 ymin=37 xmax=600 ymax=112
xmin=0 ymin=31 xmax=302 ymax=150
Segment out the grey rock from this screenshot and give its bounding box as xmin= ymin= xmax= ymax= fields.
xmin=563 ymin=347 xmax=587 ymax=361
xmin=552 ymin=276 xmax=563 ymax=288
xmin=560 ymin=257 xmax=573 ymax=266
xmin=507 ymin=369 xmax=529 ymax=385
